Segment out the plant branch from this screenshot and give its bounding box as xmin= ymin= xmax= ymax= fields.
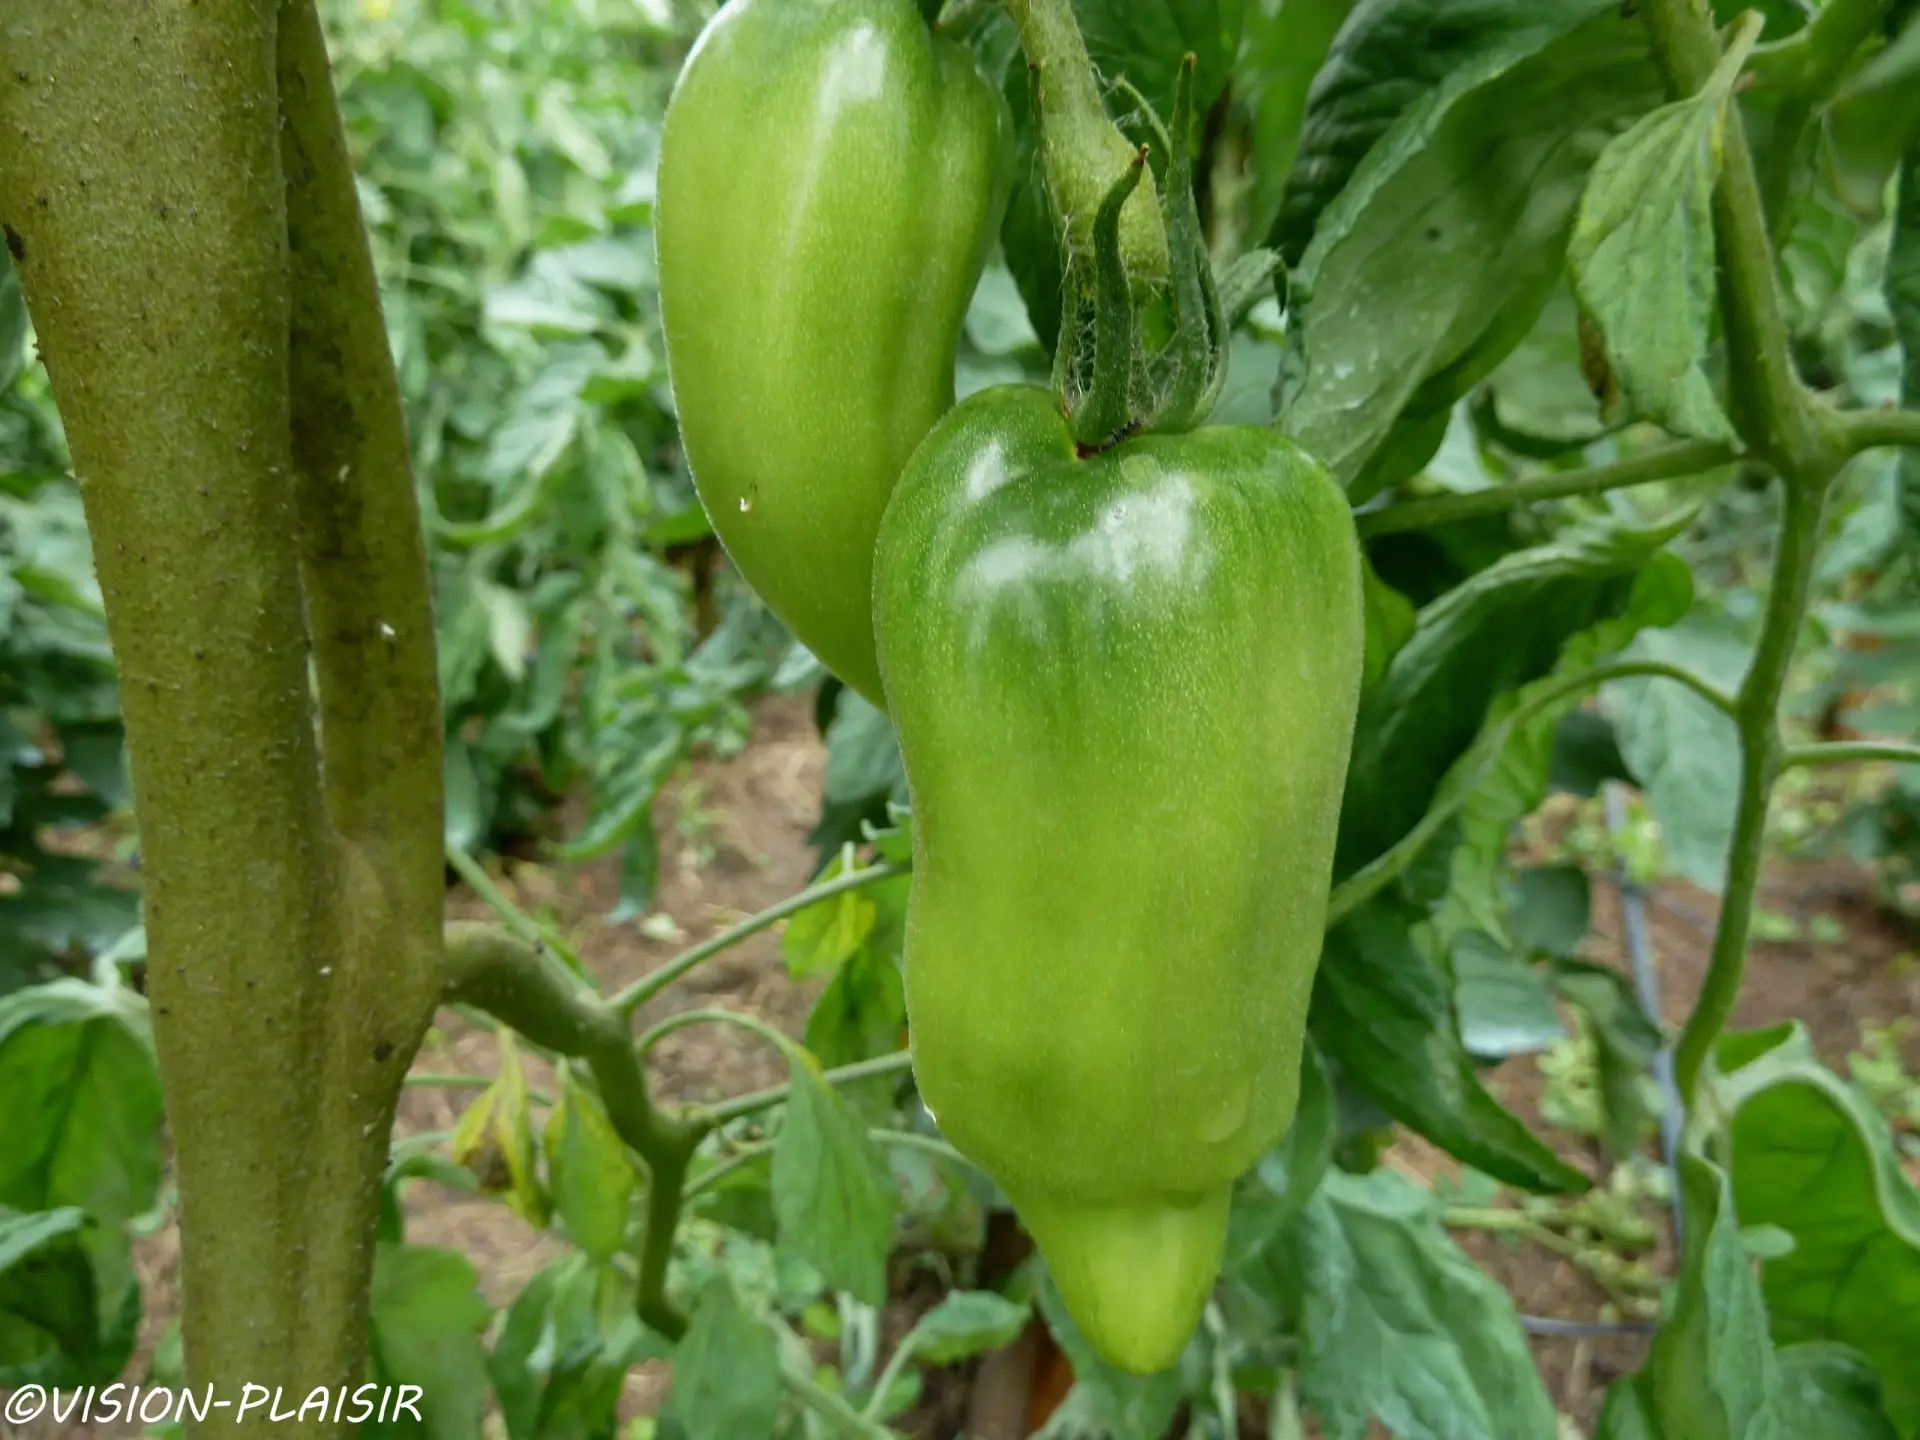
xmin=1672 ymin=477 xmax=1828 ymax=1102
xmin=869 ymin=1129 xmax=974 ymax=1170
xmin=448 ymin=844 xmax=587 ymax=973
xmin=1840 ymin=406 xmax=1920 ymax=454
xmin=681 ymin=1142 xmax=774 ymax=1200
xmin=635 ymin=1006 xmax=806 ymax=1063
xmin=441 ymin=923 xmax=709 ymax=1339
xmin=1780 ymin=740 xmax=1920 ymax=770
xmin=1326 ymin=660 xmax=1737 ymax=929
xmin=705 ymin=1050 xmax=916 ymax=1127
xmin=611 ymin=863 xmax=906 ymax=1015
xmin=1354 ymin=440 xmax=1737 ymax=539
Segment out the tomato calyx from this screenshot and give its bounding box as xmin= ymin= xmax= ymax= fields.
xmin=1054 ymin=55 xmax=1229 ymax=450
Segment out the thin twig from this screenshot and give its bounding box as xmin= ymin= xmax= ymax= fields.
xmin=610 ymin=864 xmax=907 ymax=1015
xmin=705 ymin=1051 xmax=916 ymax=1127
xmin=1353 ymin=440 xmax=1737 ymax=539
xmin=446 ymin=844 xmax=584 ymax=972
xmin=1779 ymin=739 xmax=1920 ymax=770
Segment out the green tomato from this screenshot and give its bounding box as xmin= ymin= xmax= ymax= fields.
xmin=656 ymin=0 xmax=1010 ymax=707
xmin=874 ymin=385 xmax=1364 ymax=1374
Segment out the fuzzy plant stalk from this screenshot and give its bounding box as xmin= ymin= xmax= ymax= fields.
xmin=0 ymin=1 xmax=445 ymax=1433
xmin=1000 ymin=0 xmax=1171 ymax=292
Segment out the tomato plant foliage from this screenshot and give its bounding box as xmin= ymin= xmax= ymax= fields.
xmin=3 ymin=0 xmax=1920 ymax=1436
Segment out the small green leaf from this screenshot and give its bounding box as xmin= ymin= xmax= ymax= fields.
xmin=367 ymin=1243 xmax=492 ymax=1440
xmin=901 ymin=1289 xmax=1031 ymax=1366
xmin=542 ymin=1065 xmax=637 ymax=1261
xmin=1568 ymin=23 xmax=1760 ymax=442
xmin=1717 ymin=1024 xmax=1920 ymax=1434
xmin=782 ymin=849 xmax=878 ymax=981
xmin=802 ymin=949 xmax=907 ymax=1075
xmin=770 ymin=1057 xmax=899 ymax=1307
xmin=668 ymin=1279 xmax=782 ymax=1440
xmin=1312 ymin=897 xmax=1588 ymax=1195
xmin=1248 ymin=1170 xmax=1557 ymax=1440
xmin=1451 ymin=931 xmax=1566 ymax=1060
xmin=1509 ymin=866 xmax=1592 ymax=959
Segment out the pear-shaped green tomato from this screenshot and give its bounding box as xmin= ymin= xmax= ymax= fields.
xmin=656 ymin=0 xmax=1010 ymax=707
xmin=873 ymin=385 xmax=1364 ymax=1374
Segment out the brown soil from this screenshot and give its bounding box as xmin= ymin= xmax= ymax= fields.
xmin=40 ymin=693 xmax=1920 ymax=1440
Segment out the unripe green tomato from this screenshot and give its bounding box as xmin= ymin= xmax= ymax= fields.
xmin=656 ymin=0 xmax=1011 ymax=707
xmin=874 ymin=385 xmax=1365 ymax=1374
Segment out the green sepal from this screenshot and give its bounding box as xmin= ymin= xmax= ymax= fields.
xmin=1149 ymin=55 xmax=1228 ymax=433
xmin=1064 ymin=147 xmax=1149 ymax=450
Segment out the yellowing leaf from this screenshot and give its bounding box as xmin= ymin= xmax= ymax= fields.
xmin=450 ymin=1031 xmax=548 ymax=1227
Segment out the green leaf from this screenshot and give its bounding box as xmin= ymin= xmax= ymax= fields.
xmin=489 ymin=1254 xmax=661 ymax=1440
xmin=0 ymin=978 xmax=161 ymax=1228
xmin=1072 ymin=0 xmax=1241 ymax=130
xmin=1828 ymin=16 xmax=1920 ymax=221
xmin=770 ymin=1057 xmax=899 ymax=1307
xmin=0 ymin=1207 xmax=101 ymax=1386
xmin=1451 ymin=931 xmax=1565 ymax=1060
xmin=0 ymin=1207 xmax=86 ymax=1277
xmin=1568 ymin=30 xmax=1754 ymax=443
xmin=1361 ymin=555 xmax=1418 ymax=693
xmin=366 ymin=1243 xmax=492 ymax=1440
xmin=1276 ymin=5 xmax=1661 ymax=497
xmin=1234 ymin=0 xmax=1355 ymax=242
xmin=1509 ymin=865 xmax=1591 ymax=958
xmin=1253 ymin=1169 xmax=1558 ymax=1440
xmin=1482 ymin=284 xmax=1609 ymax=450
xmin=964 ymin=264 xmax=1041 ymax=358
xmin=1312 ymin=895 xmax=1587 ymax=1194
xmin=1594 ymin=1378 xmax=1653 ymax=1440
xmin=1774 ymin=1344 xmax=1902 ymax=1440
xmin=900 ymin=1289 xmax=1030 ymax=1366
xmin=1338 ymin=511 xmax=1694 ymax=879
xmin=1000 ymin=64 xmax=1067 ymax=357
xmin=802 ymin=948 xmax=907 ymax=1075
xmin=1716 ymin=1024 xmax=1920 ymax=1435
xmin=1644 ymin=1155 xmax=1787 ymax=1440
xmin=668 ymin=1278 xmax=782 ymax=1440
xmin=0 ymin=1205 xmax=127 ymax=1389
xmin=1607 ymin=616 xmax=1751 ymax=892
xmin=542 ymin=1066 xmax=637 ymax=1261
xmin=782 ymin=849 xmax=879 ymax=981
xmin=1893 ymin=145 xmax=1920 ymax=541
xmin=1273 ymin=0 xmax=1617 ymax=262
xmin=823 ymin=692 xmax=905 ymax=809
